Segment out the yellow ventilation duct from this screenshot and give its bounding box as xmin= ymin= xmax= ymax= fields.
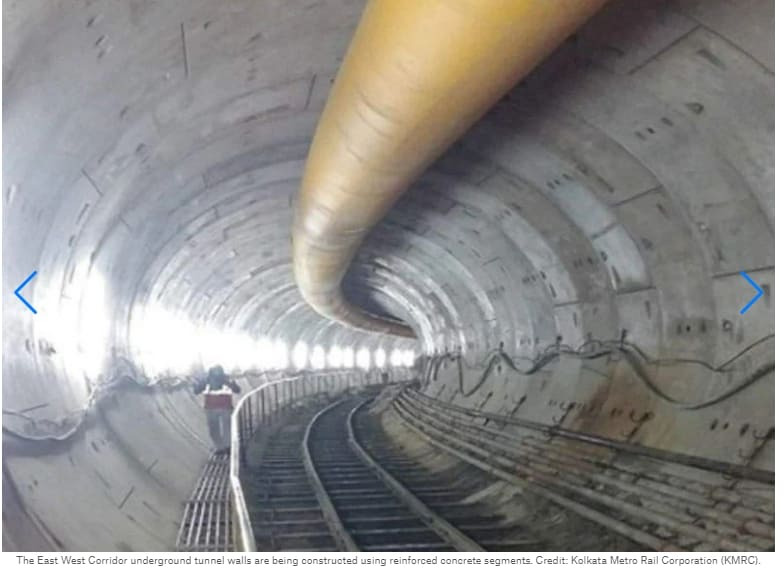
xmin=293 ymin=0 xmax=608 ymax=338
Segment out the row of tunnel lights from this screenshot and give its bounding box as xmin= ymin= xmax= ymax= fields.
xmin=178 ymin=337 xmax=416 ymax=376
xmin=32 ymin=269 xmax=417 ymax=383
xmin=292 ymin=341 xmax=415 ymax=371
xmin=131 ymin=304 xmax=417 ymax=378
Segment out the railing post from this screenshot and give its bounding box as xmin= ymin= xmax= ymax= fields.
xmin=245 ymin=402 xmax=250 ymax=443
xmin=255 ymin=391 xmax=261 ymax=432
xmin=248 ymin=399 xmax=254 ymax=439
xmin=261 ymin=389 xmax=266 ymax=426
xmin=239 ymin=404 xmax=245 ymax=447
xmin=241 ymin=404 xmax=248 ymax=467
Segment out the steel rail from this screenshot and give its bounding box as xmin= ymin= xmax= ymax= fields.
xmin=394 ymin=397 xmax=773 ymax=551
xmin=398 ymin=396 xmax=773 ymax=548
xmin=401 ymin=395 xmax=772 ymax=548
xmin=230 ymin=370 xmax=382 ymax=552
xmin=408 ymin=388 xmax=775 ymax=484
xmin=346 ymin=398 xmax=485 ymax=552
xmin=392 ymin=399 xmax=679 ymax=552
xmin=302 ymin=400 xmax=361 ymax=551
xmin=401 ymin=394 xmax=774 ymax=538
xmin=402 ymin=393 xmax=775 ymax=515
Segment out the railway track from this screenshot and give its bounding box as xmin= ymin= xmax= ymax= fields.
xmin=245 ymin=407 xmax=338 ymax=551
xmin=245 ymin=396 xmax=538 ymax=551
xmin=182 ymin=385 xmax=773 ymax=552
xmin=394 ymin=388 xmax=775 ymax=552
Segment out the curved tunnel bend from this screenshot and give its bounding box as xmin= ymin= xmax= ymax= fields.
xmin=2 ymin=0 xmax=774 ymax=551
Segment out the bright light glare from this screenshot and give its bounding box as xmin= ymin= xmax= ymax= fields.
xmin=310 ymin=345 xmax=326 ymax=370
xmin=78 ymin=271 xmax=110 ymax=379
xmin=222 ymin=331 xmax=257 ymax=372
xmin=342 ymin=346 xmax=355 ymax=368
xmin=133 ymin=305 xmax=200 ymax=376
xmin=292 ymin=340 xmax=309 ymax=370
xmin=356 ymin=347 xmax=370 ymax=370
xmin=390 ymin=349 xmax=402 ymax=367
xmin=374 ymin=348 xmax=387 ymax=368
xmin=389 ymin=348 xmax=416 ymax=368
xmin=130 ymin=301 xmax=411 ymax=378
xmin=131 ymin=302 xmax=292 ymax=376
xmin=328 ymin=345 xmax=343 ymax=368
xmin=38 ymin=260 xmax=112 ymax=382
xmin=258 ymin=336 xmax=274 ymax=369
xmin=273 ymin=338 xmax=289 ymax=370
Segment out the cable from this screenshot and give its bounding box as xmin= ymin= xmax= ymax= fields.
xmin=424 ymin=334 xmax=774 ymax=410
xmin=2 ymin=373 xmax=195 ymax=442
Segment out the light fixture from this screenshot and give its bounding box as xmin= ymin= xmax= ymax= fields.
xmin=328 ymin=345 xmax=343 ymax=368
xmin=342 ymin=346 xmax=355 ymax=368
xmin=311 ymin=345 xmax=326 ymax=370
xmin=374 ymin=347 xmax=386 ymax=369
xmin=356 ymin=347 xmax=370 ymax=370
xmin=390 ymin=349 xmax=401 ymax=367
xmin=292 ymin=340 xmax=309 ymax=370
xmin=273 ymin=338 xmax=289 ymax=369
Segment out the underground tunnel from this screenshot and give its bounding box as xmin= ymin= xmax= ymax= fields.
xmin=2 ymin=0 xmax=775 ymax=553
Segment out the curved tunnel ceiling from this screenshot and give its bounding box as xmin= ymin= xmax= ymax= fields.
xmin=2 ymin=0 xmax=774 ymax=551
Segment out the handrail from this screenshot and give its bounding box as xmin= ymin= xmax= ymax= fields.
xmin=231 ymin=374 xmax=308 ymax=552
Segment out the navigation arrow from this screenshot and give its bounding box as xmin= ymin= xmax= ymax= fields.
xmin=739 ymin=271 xmax=763 ymax=315
xmin=14 ymin=271 xmax=38 ymax=314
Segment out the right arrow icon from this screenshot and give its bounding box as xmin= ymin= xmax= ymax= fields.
xmin=739 ymin=271 xmax=763 ymax=315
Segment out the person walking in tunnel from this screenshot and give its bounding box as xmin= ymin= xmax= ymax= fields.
xmin=193 ymin=365 xmax=241 ymax=455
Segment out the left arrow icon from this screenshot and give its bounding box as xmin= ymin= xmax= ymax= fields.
xmin=14 ymin=271 xmax=38 ymax=314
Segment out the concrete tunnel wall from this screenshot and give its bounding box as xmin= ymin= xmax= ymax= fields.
xmin=2 ymin=0 xmax=774 ymax=551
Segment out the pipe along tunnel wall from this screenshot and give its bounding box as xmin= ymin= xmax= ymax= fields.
xmin=2 ymin=0 xmax=774 ymax=551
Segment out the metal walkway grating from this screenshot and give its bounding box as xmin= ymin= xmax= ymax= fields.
xmin=176 ymin=453 xmax=232 ymax=551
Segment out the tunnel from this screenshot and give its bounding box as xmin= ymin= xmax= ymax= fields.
xmin=2 ymin=0 xmax=774 ymax=553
